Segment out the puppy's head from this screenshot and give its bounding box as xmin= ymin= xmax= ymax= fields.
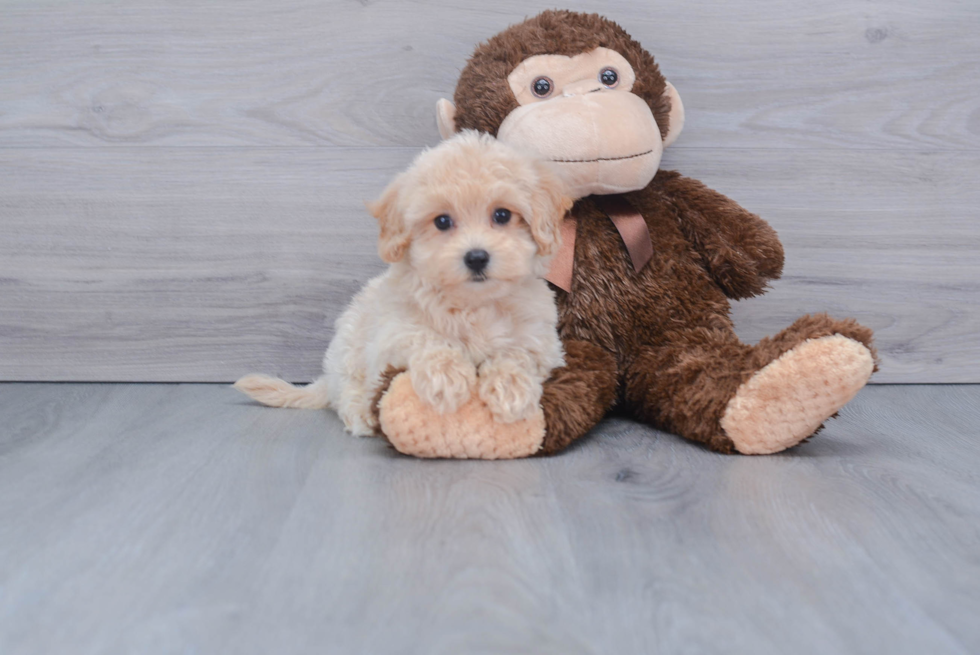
xmin=368 ymin=131 xmax=572 ymax=296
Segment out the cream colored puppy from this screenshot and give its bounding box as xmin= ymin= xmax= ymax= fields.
xmin=235 ymin=131 xmax=572 ymax=437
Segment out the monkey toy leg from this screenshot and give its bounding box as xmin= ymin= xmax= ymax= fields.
xmin=623 ymin=315 xmax=877 ymax=454
xmin=537 ymin=340 xmax=620 ymax=456
xmin=375 ymin=339 xmax=618 ymax=459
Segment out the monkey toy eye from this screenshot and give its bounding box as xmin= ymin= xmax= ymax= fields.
xmin=492 ymin=208 xmax=511 ymax=225
xmin=599 ymin=67 xmax=619 ymax=87
xmin=434 ymin=214 xmax=453 ymax=231
xmin=531 ymin=76 xmax=553 ymax=98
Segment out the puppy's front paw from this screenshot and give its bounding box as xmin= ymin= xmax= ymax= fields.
xmin=410 ymin=348 xmax=477 ymax=414
xmin=478 ymin=358 xmax=542 ymax=423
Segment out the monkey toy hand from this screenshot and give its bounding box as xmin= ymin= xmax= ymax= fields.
xmin=377 ymin=372 xmax=545 ymax=459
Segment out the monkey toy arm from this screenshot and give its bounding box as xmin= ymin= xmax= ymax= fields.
xmin=655 ymin=171 xmax=785 ymax=299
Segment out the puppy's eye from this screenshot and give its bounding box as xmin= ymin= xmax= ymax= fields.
xmin=492 ymin=208 xmax=512 ymax=225
xmin=433 ymin=214 xmax=453 ymax=231
xmin=531 ymin=77 xmax=553 ymax=98
xmin=599 ymin=67 xmax=619 ymax=87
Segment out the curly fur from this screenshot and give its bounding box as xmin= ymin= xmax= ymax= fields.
xmin=235 ymin=131 xmax=571 ymax=435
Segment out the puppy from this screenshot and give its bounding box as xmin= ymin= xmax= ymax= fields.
xmin=234 ymin=131 xmax=572 ymax=437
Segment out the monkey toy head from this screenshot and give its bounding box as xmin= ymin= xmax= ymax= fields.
xmin=436 ymin=10 xmax=686 ymax=199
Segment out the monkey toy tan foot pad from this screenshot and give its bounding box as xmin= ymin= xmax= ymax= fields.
xmin=721 ymin=335 xmax=876 ymax=455
xmin=378 ymin=373 xmax=545 ymax=459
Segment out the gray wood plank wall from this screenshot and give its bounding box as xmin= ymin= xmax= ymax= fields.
xmin=1 ymin=0 xmax=977 ymax=382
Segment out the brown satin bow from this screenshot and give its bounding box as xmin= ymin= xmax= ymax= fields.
xmin=544 ymin=195 xmax=653 ymax=292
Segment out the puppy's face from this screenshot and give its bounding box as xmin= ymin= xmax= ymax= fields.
xmin=369 ymin=132 xmax=572 ymax=297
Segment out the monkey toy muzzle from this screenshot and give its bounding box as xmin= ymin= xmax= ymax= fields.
xmin=497 ymin=89 xmax=664 ymax=198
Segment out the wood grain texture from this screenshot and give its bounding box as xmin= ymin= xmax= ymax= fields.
xmin=1 ymin=0 xmax=978 ymax=382
xmin=0 ymin=0 xmax=977 ymax=150
xmin=1 ymin=147 xmax=976 ymax=382
xmin=0 ymin=383 xmax=978 ymax=654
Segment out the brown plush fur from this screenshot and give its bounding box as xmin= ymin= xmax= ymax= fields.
xmin=537 ymin=340 xmax=619 ymax=455
xmin=370 ymin=365 xmax=405 ymax=438
xmin=378 ymin=10 xmax=877 ymax=456
xmin=531 ymin=172 xmax=877 ymax=454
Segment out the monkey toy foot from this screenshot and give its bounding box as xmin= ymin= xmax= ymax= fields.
xmin=377 ymin=373 xmax=545 ymax=459
xmin=720 ymin=335 xmax=875 ymax=455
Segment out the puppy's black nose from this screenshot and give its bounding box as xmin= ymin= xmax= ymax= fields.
xmin=464 ymin=249 xmax=490 ymax=273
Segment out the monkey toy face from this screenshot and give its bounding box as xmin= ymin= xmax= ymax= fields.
xmin=497 ymin=47 xmax=679 ymax=198
xmin=436 ymin=11 xmax=686 ymax=199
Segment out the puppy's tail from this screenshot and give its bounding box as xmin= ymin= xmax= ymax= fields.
xmin=233 ymin=374 xmax=331 ymax=409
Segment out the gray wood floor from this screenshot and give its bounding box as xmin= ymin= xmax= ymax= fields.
xmin=2 ymin=0 xmax=979 ymax=383
xmin=1 ymin=383 xmax=978 ymax=654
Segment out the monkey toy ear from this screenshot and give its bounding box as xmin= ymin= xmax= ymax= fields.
xmin=436 ymin=98 xmax=457 ymax=139
xmin=662 ymin=82 xmax=686 ymax=148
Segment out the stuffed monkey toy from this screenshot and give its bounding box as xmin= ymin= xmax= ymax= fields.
xmin=376 ymin=10 xmax=877 ymax=458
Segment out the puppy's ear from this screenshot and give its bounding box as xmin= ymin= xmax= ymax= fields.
xmin=367 ymin=174 xmax=411 ymax=263
xmin=527 ymin=162 xmax=573 ymax=257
